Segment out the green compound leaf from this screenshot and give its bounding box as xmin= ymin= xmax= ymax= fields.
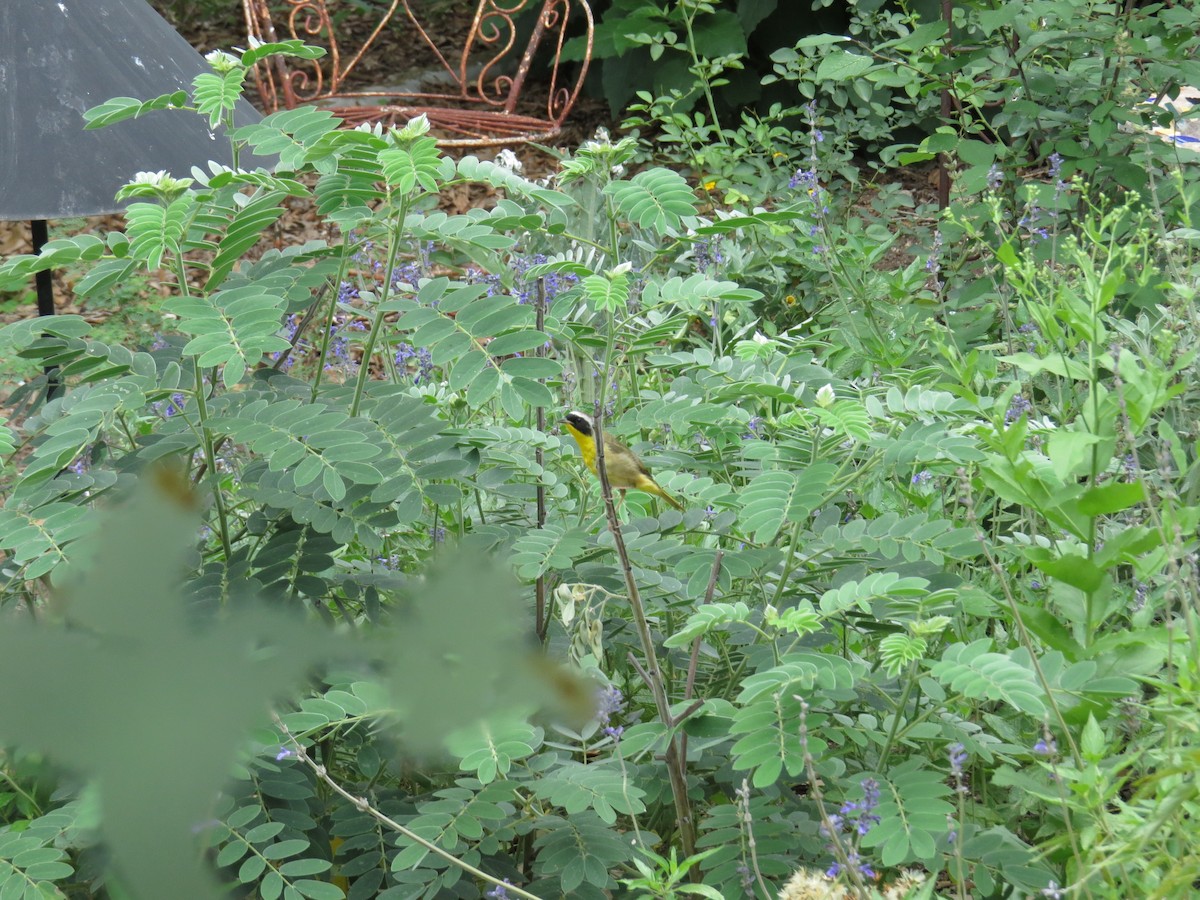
xmin=860 ymin=761 xmax=954 ymax=866
xmin=738 ymin=463 xmax=834 ymax=543
xmin=457 ymin=156 xmax=576 ymax=210
xmin=167 ymin=286 xmax=291 ymax=387
xmin=126 ymin=196 xmax=192 ymax=271
xmin=581 ymin=271 xmax=629 ymax=313
xmin=379 ymin=134 xmax=443 ymax=193
xmin=664 ymin=602 xmax=753 ymax=648
xmin=603 ymin=167 xmax=698 ymax=234
xmin=0 ymin=829 xmax=76 ymax=895
xmin=205 ymin=190 xmax=288 ymax=291
xmin=532 ymin=762 xmax=647 ymax=824
xmin=233 ymin=106 xmax=342 ymax=172
xmin=193 ymin=68 xmax=247 ymax=128
xmin=533 ymin=812 xmax=630 ymax=892
xmin=511 ymin=525 xmax=591 ymax=580
xmin=880 ymin=633 xmax=929 ymax=677
xmin=83 ymin=90 xmax=189 ymax=129
xmin=818 ymin=573 xmax=931 ymax=616
xmin=239 ymin=39 xmax=327 ymax=69
xmin=729 ymin=654 xmax=858 ymax=788
xmin=930 ymin=640 xmax=1047 ymax=717
xmin=445 ymin=717 xmax=542 ymax=785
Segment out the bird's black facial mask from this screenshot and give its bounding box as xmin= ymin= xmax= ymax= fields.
xmin=564 ymin=412 xmax=593 ymax=437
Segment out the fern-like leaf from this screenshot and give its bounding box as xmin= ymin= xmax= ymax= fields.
xmin=83 ymin=90 xmax=189 ymax=129
xmin=126 ymin=197 xmax=192 ymax=271
xmin=930 ymin=640 xmax=1047 ymax=717
xmin=379 ymin=134 xmax=443 ymax=193
xmin=603 ymin=168 xmax=698 ymax=234
xmin=167 ymin=286 xmax=291 ymax=387
xmin=192 ymin=69 xmax=247 ymax=128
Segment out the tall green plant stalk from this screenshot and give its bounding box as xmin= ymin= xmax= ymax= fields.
xmin=310 ymin=235 xmax=355 ymax=400
xmin=168 ymin=251 xmax=234 ymax=562
xmin=349 ymin=198 xmax=408 ymax=418
xmin=678 ymin=0 xmax=727 ymax=146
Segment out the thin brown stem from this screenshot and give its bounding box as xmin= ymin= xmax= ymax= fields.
xmin=535 ymin=278 xmax=548 ymax=642
xmin=592 ymin=408 xmax=697 ymax=866
xmin=274 ymin=715 xmax=545 ymax=900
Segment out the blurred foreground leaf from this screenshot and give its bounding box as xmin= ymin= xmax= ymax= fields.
xmin=0 ymin=469 xmax=542 ymax=898
xmin=0 ymin=469 xmax=340 ymax=898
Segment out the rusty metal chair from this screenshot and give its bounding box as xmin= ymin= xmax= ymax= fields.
xmin=241 ymin=0 xmax=594 ymax=147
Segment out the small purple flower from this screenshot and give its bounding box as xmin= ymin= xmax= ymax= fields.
xmin=822 ymin=777 xmax=881 ymax=879
xmin=390 ymin=242 xmax=433 ymax=289
xmin=275 ymin=747 xmax=294 ymax=761
xmin=1005 ymin=395 xmax=1033 ymax=426
xmin=789 ymin=169 xmax=819 ymax=191
xmin=693 ymin=237 xmax=724 ymax=273
xmin=394 ymin=343 xmax=434 ymax=383
xmin=1034 ymin=737 xmax=1057 ymax=756
xmin=486 ymin=882 xmax=510 ymax=899
xmin=911 ymin=470 xmax=933 ymax=486
xmin=595 ymin=684 xmax=627 ymax=741
xmin=1047 ymin=153 xmax=1064 ymax=179
xmin=325 ymin=327 xmax=352 ymax=370
xmin=1122 ymin=453 xmax=1137 ymax=481
xmin=596 ymin=685 xmax=624 ymax=724
xmin=826 ymin=850 xmax=875 ymax=881
xmin=156 ymin=392 xmax=187 ymax=419
xmin=831 ymin=779 xmax=881 ymax=838
xmin=1042 ymin=881 xmax=1064 ymax=899
xmin=350 ymin=236 xmax=374 ymax=265
xmin=391 ymin=261 xmax=420 ymax=289
xmin=925 ymin=230 xmax=944 ymax=275
xmin=1132 ymin=581 xmax=1148 ymax=611
xmin=949 ymin=743 xmax=967 ymax=777
xmin=736 ymin=864 xmax=753 ymax=890
xmin=986 ymin=164 xmax=1003 ymax=190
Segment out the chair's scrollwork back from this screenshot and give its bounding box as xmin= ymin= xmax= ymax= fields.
xmin=242 ymin=0 xmax=594 ymax=145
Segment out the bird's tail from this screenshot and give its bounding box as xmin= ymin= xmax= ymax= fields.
xmin=647 ymin=481 xmax=684 ymax=511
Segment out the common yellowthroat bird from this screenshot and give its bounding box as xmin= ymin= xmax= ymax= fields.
xmin=562 ymin=411 xmax=684 ymax=511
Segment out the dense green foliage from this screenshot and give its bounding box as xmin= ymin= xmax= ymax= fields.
xmin=2 ymin=4 xmax=1200 ymax=899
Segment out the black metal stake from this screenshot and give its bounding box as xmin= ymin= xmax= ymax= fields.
xmin=30 ymin=219 xmax=63 ymax=400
